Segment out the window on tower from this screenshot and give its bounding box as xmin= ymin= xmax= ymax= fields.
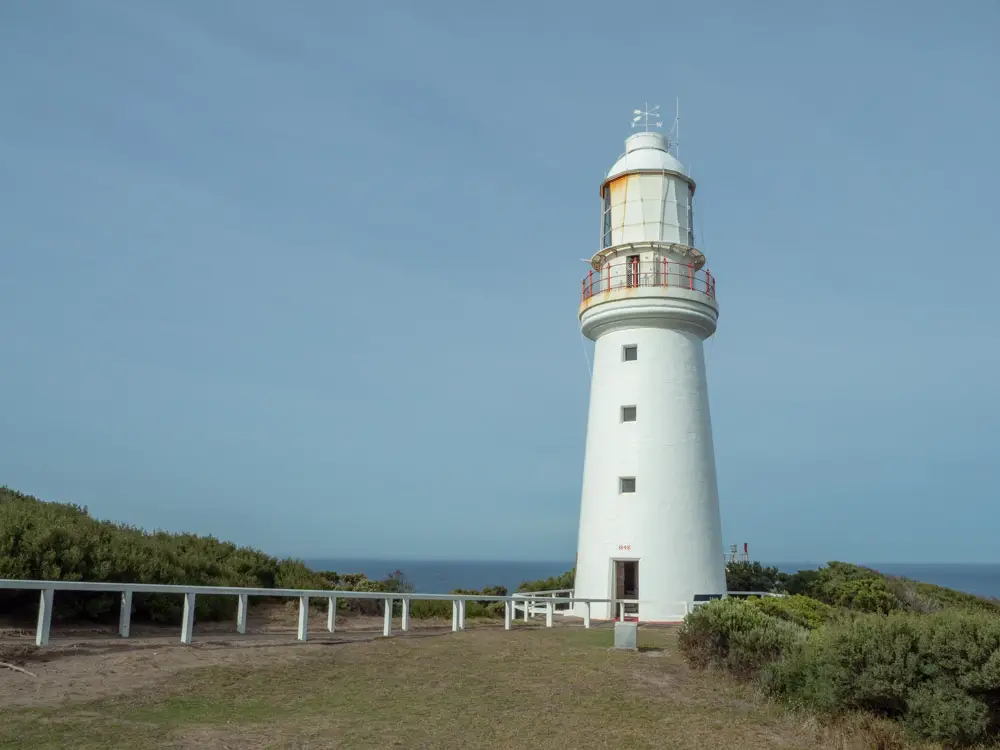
xmin=623 ymin=345 xmax=637 ymax=362
xmin=621 ymin=406 xmax=637 ymax=422
xmin=602 ymin=185 xmax=612 ymax=248
xmin=619 ymin=477 xmax=636 ymax=494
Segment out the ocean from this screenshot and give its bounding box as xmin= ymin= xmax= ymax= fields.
xmin=304 ymin=559 xmax=572 ymax=595
xmin=305 ymin=559 xmax=1000 ymax=599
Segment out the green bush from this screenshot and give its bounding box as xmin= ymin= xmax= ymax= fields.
xmin=779 ymin=568 xmax=822 ymax=596
xmin=725 ymin=561 xmax=784 ymax=592
xmin=517 ymin=569 xmax=574 ymax=593
xmin=0 ymin=487 xmax=524 ymax=626
xmin=0 ymin=487 xmax=346 ymax=623
xmin=407 ymin=587 xmax=509 ymax=620
xmin=885 ymin=575 xmax=1000 ymax=616
xmin=779 ymin=563 xmax=904 ymax=615
xmin=825 ymin=577 xmax=901 ymax=615
xmin=778 ymin=561 xmax=1000 ymax=617
xmin=747 ymin=595 xmax=836 ymax=630
xmin=767 ymin=610 xmax=1000 ymax=746
xmin=408 ymin=599 xmax=454 ymax=619
xmin=678 ymin=597 xmax=807 ymax=680
xmin=450 ymin=586 xmax=508 ymax=617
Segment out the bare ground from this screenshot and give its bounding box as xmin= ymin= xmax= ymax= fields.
xmin=0 ymin=601 xmax=472 ymax=709
xmin=0 ymin=607 xmax=930 ymax=750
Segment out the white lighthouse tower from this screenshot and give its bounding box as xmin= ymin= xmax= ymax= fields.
xmin=573 ymin=107 xmax=726 ymax=623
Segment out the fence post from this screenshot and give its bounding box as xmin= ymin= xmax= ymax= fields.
xmin=297 ymin=596 xmax=310 ymax=641
xmin=546 ymin=601 xmax=554 ymax=628
xmin=524 ymin=598 xmax=530 ymax=622
xmin=401 ymin=597 xmax=410 ymax=632
xmin=237 ymin=593 xmax=248 ymax=634
xmin=504 ymin=599 xmax=512 ymax=630
xmin=584 ymin=602 xmax=591 ymax=629
xmin=383 ymin=597 xmax=393 ymax=637
xmin=119 ymin=589 xmax=132 ymax=638
xmin=181 ymin=592 xmax=196 ymax=644
xmin=327 ymin=596 xmax=337 ymax=633
xmin=36 ymin=589 xmax=53 ymax=647
xmin=451 ymin=600 xmax=459 ymax=632
xmin=457 ymin=599 xmax=466 ymax=631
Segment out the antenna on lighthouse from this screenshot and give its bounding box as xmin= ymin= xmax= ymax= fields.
xmin=664 ymin=97 xmax=681 ymax=158
xmin=631 ymin=102 xmax=662 ymax=132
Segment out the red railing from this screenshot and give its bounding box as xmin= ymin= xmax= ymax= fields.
xmin=581 ymin=258 xmax=717 ymax=302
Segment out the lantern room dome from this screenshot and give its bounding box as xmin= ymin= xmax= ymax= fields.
xmin=605 ymin=132 xmax=689 ymax=183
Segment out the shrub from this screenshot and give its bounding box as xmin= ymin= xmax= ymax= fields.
xmin=518 ymin=569 xmax=574 ymax=593
xmin=0 ymin=487 xmax=522 ymax=626
xmin=780 ymin=563 xmax=904 ymax=615
xmin=777 ymin=561 xmax=1000 ymax=617
xmin=678 ymin=597 xmax=807 ymax=680
xmin=747 ymin=595 xmax=837 ymax=630
xmin=780 ymin=568 xmax=822 ymax=596
xmin=825 ymin=577 xmax=901 ymax=615
xmin=0 ymin=487 xmax=348 ymax=623
xmin=322 ymin=572 xmax=400 ymax=616
xmin=450 ymin=586 xmax=508 ymax=617
xmin=767 ymin=610 xmax=1000 ymax=746
xmin=885 ymin=576 xmax=1000 ymax=616
xmin=407 ymin=599 xmax=453 ymax=619
xmin=725 ymin=561 xmax=784 ymax=593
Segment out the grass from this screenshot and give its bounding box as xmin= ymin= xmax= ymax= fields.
xmin=0 ymin=626 xmax=928 ymax=749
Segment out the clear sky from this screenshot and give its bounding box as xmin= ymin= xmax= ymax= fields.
xmin=2 ymin=1 xmax=998 ymax=563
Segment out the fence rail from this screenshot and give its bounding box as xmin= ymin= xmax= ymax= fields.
xmin=581 ymin=258 xmax=716 ymax=301
xmin=511 ymin=589 xmax=574 ymax=624
xmin=1 ymin=580 xmax=786 ymax=647
xmin=0 ymin=579 xmax=610 ymax=647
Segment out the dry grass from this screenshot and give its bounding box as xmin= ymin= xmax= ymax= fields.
xmin=0 ymin=624 xmax=937 ymax=749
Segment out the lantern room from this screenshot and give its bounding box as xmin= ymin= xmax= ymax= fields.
xmin=597 ymin=131 xmax=696 ymax=258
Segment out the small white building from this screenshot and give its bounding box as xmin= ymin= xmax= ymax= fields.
xmin=573 ymin=125 xmax=726 ymax=623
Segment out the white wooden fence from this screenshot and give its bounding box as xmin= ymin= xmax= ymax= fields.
xmin=0 ymin=579 xmax=611 ymax=647
xmin=512 ymin=590 xmax=783 ymax=624
xmin=511 ymin=588 xmax=574 ymax=620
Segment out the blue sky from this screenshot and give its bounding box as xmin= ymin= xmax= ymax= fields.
xmin=2 ymin=1 xmax=998 ymax=563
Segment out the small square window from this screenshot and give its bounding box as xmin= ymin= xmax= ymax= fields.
xmin=619 ymin=477 xmax=636 ymax=494
xmin=621 ymin=406 xmax=637 ymax=422
xmin=623 ymin=345 xmax=638 ymax=362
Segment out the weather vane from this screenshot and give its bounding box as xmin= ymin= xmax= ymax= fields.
xmin=631 ymin=102 xmax=663 ymax=132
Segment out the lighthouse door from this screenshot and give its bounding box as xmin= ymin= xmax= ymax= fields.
xmin=625 ymin=255 xmax=640 ymax=288
xmin=613 ymin=560 xmax=639 ymax=620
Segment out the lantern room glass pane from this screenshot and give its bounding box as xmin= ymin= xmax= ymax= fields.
xmin=688 ymin=188 xmax=695 ymax=245
xmin=602 ymin=186 xmax=612 ymax=248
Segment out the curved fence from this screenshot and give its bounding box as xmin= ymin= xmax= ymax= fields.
xmin=581 ymin=258 xmax=716 ymax=301
xmin=0 ymin=579 xmax=609 ymax=646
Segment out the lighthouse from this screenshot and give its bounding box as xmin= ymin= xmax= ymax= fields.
xmin=573 ymin=110 xmax=726 ymax=623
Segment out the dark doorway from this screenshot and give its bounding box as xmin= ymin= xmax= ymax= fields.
xmin=614 ymin=560 xmax=639 ymax=620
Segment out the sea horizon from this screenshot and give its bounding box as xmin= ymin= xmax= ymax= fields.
xmin=303 ymin=558 xmax=1000 ymax=600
